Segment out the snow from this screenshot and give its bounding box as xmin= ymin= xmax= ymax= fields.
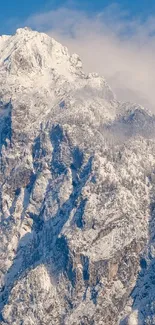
xmin=0 ymin=27 xmax=155 ymax=325
xmin=127 ymin=311 xmax=139 ymax=325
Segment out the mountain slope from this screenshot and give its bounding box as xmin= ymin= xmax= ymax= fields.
xmin=0 ymin=28 xmax=155 ymax=325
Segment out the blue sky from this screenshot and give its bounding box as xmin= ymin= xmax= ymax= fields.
xmin=1 ymin=0 xmax=155 ymax=35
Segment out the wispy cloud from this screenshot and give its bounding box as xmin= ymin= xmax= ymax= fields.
xmin=25 ymin=4 xmax=155 ymax=111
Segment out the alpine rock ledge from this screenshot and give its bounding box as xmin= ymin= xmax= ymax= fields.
xmin=0 ymin=27 xmax=155 ymax=325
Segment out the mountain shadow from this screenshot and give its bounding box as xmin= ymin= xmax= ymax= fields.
xmin=0 ymin=124 xmax=93 ymax=321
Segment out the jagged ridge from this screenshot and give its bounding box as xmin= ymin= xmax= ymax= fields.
xmin=0 ymin=28 xmax=155 ymax=325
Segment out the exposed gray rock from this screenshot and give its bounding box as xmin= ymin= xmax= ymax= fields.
xmin=0 ymin=28 xmax=155 ymax=325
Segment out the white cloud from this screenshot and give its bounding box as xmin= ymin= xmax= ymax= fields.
xmin=26 ymin=4 xmax=155 ymax=112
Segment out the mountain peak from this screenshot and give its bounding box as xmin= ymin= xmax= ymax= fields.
xmin=16 ymin=26 xmax=33 ymax=33
xmin=0 ymin=27 xmax=155 ymax=325
xmin=0 ymin=28 xmax=116 ymax=119
xmin=0 ymin=27 xmax=83 ymax=82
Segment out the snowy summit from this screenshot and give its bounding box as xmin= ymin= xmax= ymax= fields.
xmin=0 ymin=28 xmax=155 ymax=325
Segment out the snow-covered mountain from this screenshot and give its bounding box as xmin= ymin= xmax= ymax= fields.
xmin=0 ymin=27 xmax=155 ymax=325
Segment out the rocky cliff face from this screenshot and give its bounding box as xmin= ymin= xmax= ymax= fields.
xmin=0 ymin=27 xmax=155 ymax=325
